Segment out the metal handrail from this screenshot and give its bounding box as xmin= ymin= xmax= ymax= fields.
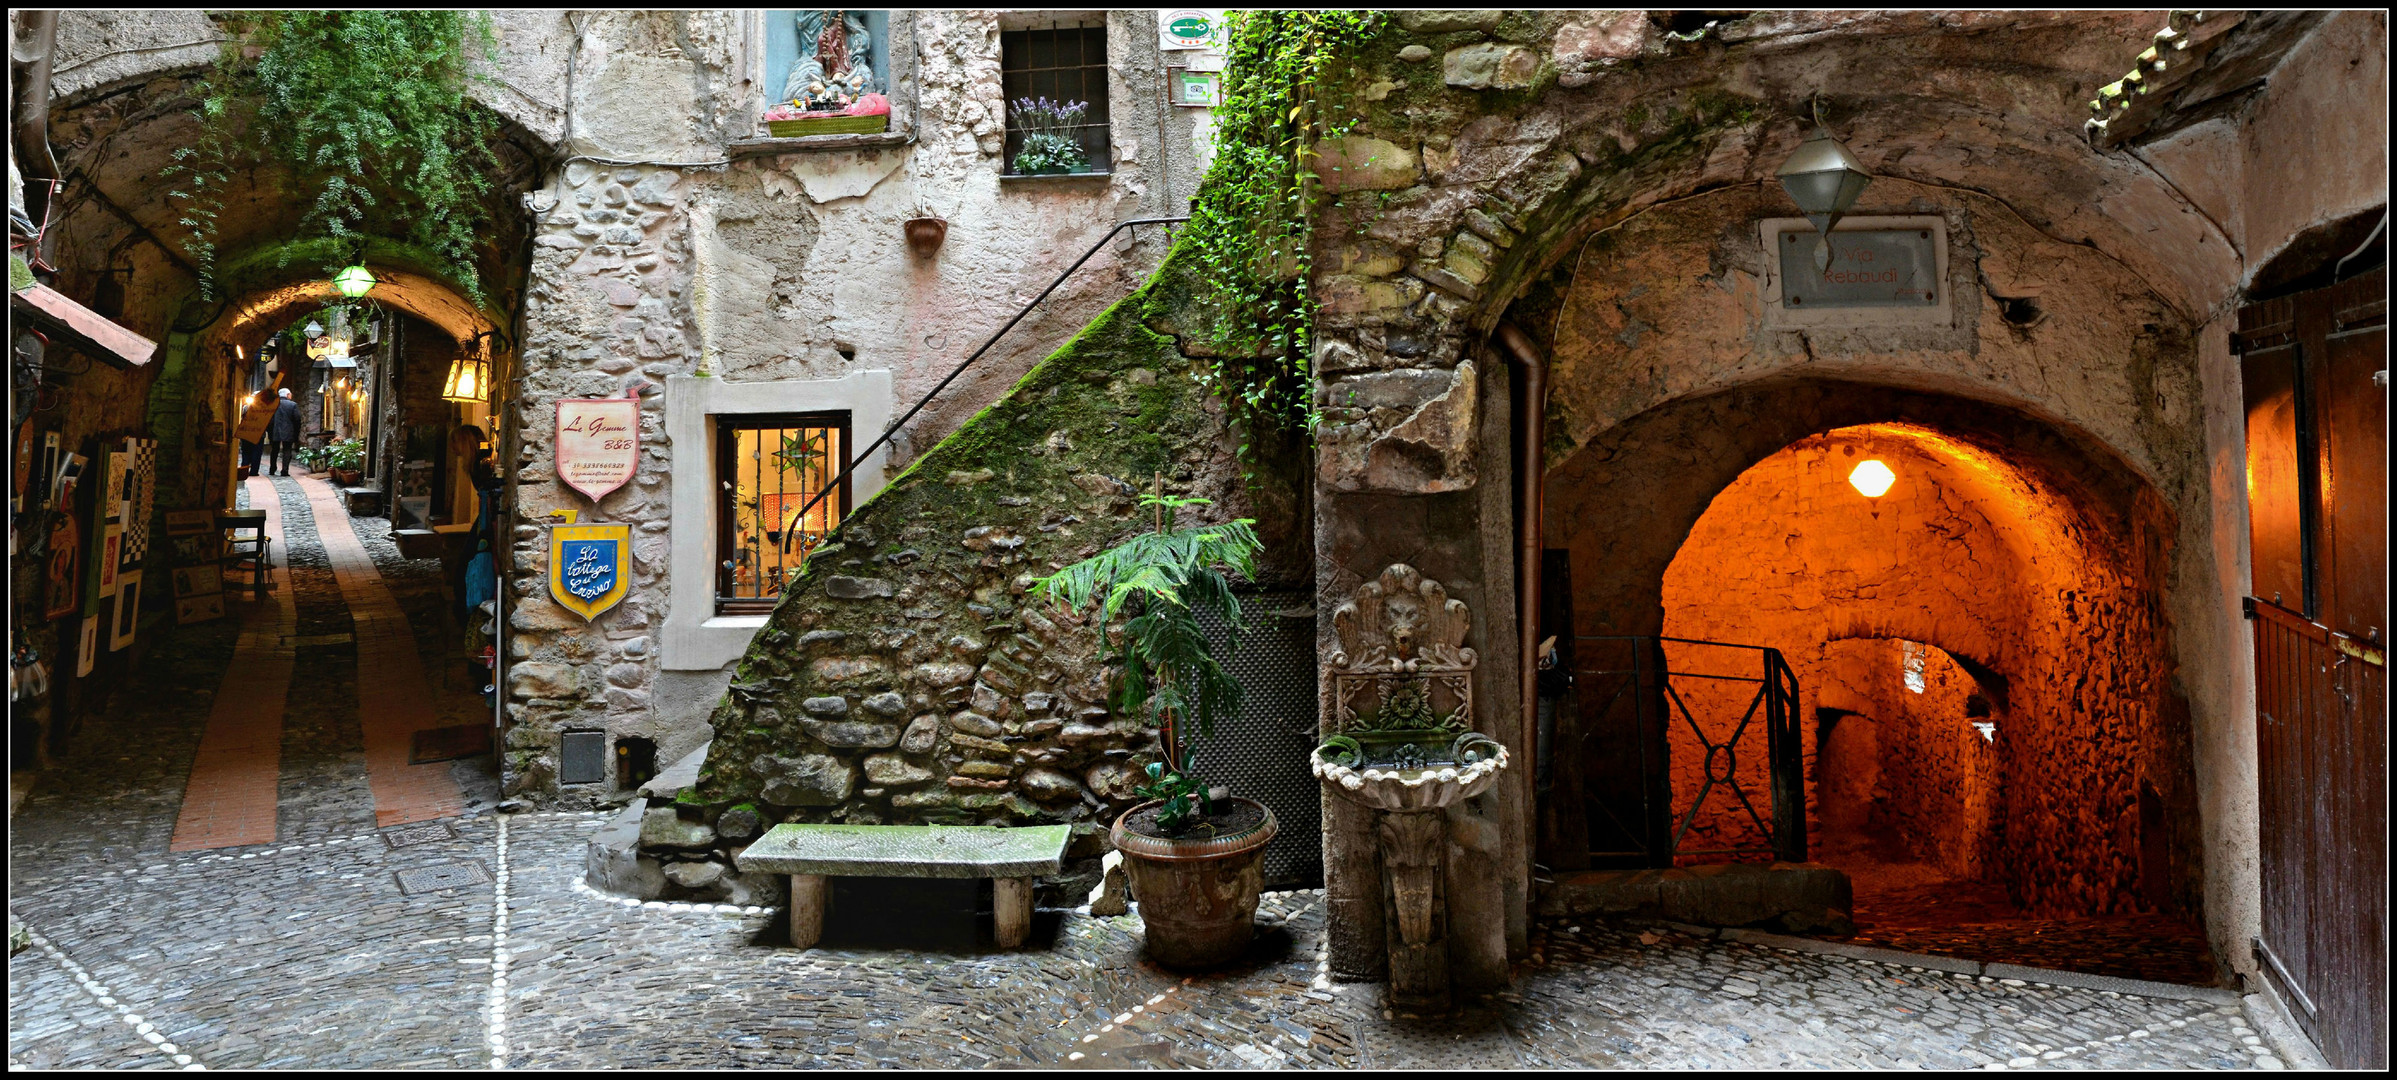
xmin=778 ymin=215 xmax=1189 ymax=551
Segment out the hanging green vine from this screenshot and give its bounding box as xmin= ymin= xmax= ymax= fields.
xmin=1182 ymin=10 xmax=1389 ymax=454
xmin=162 ymin=12 xmax=504 ymax=305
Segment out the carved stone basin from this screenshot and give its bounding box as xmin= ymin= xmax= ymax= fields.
xmin=1311 ymin=735 xmax=1509 ymax=813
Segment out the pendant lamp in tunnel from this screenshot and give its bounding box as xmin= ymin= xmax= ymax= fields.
xmin=332 ymin=264 xmax=377 ymax=298
xmin=1849 ymin=459 xmax=1896 ymax=498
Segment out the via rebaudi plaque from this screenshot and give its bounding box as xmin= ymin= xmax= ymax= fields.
xmin=1758 ymin=215 xmax=1952 ymax=330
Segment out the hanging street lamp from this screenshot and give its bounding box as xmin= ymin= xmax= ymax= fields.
xmin=442 ymin=333 xmax=493 ymax=402
xmin=1777 ymin=105 xmax=1873 ymax=272
xmin=332 ymin=264 xmax=377 ymax=298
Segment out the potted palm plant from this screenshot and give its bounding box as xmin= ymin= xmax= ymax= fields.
xmin=1033 ymin=483 xmax=1272 ymax=969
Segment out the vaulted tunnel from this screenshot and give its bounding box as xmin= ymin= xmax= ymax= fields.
xmin=1540 ymin=382 xmax=2201 ymax=929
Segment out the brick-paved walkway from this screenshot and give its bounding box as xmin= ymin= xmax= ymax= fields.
xmin=170 ymin=476 xmax=295 ymax=851
xmin=3 ymin=477 xmax=2307 ymax=1071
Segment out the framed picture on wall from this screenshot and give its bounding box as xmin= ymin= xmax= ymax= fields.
xmin=77 ymin=617 xmax=98 ymax=676
xmin=109 ymin=572 xmax=142 ymax=651
xmin=45 ymin=514 xmax=81 ymax=619
xmin=97 ymin=524 xmax=122 ymax=593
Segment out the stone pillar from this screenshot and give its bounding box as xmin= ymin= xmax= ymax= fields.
xmin=993 ymin=876 xmax=1032 ymax=948
xmin=1378 ymin=810 xmax=1450 ymax=1011
xmin=789 ymin=873 xmax=827 ymax=947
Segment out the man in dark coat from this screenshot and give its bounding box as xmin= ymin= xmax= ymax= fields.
xmin=268 ymin=388 xmax=303 ymax=476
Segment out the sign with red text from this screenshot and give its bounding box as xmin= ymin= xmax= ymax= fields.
xmin=556 ymin=398 xmax=641 ymax=502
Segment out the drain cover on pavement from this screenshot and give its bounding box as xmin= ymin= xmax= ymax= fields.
xmin=409 ymin=724 xmax=493 ymax=764
xmin=381 ymin=820 xmax=457 ymax=848
xmin=396 ymin=861 xmax=491 ymax=895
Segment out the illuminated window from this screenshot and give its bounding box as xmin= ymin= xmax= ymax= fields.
xmin=715 ymin=413 xmax=848 ymax=616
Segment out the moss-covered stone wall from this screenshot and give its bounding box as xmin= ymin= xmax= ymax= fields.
xmin=661 ymin=246 xmax=1291 ymax=897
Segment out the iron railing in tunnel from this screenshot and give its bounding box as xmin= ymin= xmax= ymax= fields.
xmin=1552 ymin=635 xmax=1805 ymax=868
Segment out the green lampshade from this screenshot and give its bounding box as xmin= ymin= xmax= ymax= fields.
xmin=332 ymin=264 xmax=377 ymax=298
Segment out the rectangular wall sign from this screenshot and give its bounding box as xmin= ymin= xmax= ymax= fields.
xmin=556 ymin=398 xmax=641 ymax=502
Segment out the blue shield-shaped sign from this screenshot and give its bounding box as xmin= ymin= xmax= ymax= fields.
xmin=549 ymin=524 xmax=631 ymax=621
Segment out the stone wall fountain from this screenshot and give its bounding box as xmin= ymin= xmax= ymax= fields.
xmin=1314 ymin=564 xmax=1510 ymax=1012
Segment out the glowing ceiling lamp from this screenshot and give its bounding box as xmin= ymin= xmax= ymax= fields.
xmin=332 ymin=264 xmax=377 ymax=298
xmin=1848 ymin=459 xmax=1896 ymax=498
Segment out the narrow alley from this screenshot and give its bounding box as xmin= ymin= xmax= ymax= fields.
xmin=6 ymin=475 xmax=2299 ymax=1068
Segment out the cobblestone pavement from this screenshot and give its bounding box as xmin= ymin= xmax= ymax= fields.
xmin=8 ymin=480 xmax=2286 ymax=1071
xmin=1840 ymin=862 xmax=2224 ymax=988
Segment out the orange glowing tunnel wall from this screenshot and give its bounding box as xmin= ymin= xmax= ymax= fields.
xmin=1659 ymin=423 xmax=2176 ymax=917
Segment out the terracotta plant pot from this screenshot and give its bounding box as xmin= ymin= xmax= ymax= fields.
xmin=330 ymin=468 xmax=363 ymax=486
xmin=904 ymin=217 xmax=947 ymax=259
xmin=1109 ymin=797 xmax=1277 ymax=969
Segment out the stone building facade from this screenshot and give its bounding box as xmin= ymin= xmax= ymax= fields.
xmin=16 ymin=9 xmax=2387 ymax=1060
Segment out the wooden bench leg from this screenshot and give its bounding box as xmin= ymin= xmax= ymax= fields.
xmin=789 ymin=874 xmax=827 ymax=948
xmin=994 ymin=877 xmax=1032 ymax=949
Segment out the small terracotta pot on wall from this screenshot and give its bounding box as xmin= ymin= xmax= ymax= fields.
xmin=1109 ymin=797 xmax=1278 ymax=969
xmin=904 ymin=217 xmax=947 ymax=259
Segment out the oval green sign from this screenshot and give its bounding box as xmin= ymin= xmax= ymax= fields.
xmin=1168 ymin=15 xmax=1212 ymax=39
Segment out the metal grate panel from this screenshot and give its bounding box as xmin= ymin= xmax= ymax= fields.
xmin=1193 ymin=589 xmax=1322 ymax=889
xmin=395 ymin=861 xmax=491 ymax=895
xmin=381 ymin=820 xmax=456 ymax=848
xmin=560 ymin=730 xmax=608 ymax=785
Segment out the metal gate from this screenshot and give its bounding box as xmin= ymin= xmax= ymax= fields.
xmin=1192 ymin=588 xmax=1323 ymax=889
xmin=1548 ymin=635 xmax=1804 ymax=869
xmin=2238 ymin=263 xmax=2387 ymax=1069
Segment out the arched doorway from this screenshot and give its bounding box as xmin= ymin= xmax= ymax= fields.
xmin=1540 ymin=381 xmax=2214 ymax=980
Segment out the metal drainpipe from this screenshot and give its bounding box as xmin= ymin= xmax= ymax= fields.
xmin=11 ymin=10 xmax=60 ymax=257
xmin=1494 ymin=322 xmax=1547 ymax=884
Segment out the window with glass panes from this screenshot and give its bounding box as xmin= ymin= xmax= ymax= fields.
xmin=716 ymin=413 xmax=849 ymax=615
xmin=1000 ymin=24 xmax=1110 ymax=174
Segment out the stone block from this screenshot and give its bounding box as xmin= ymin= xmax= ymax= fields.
xmin=823 ymin=575 xmax=894 ymax=599
xmin=1444 ymin=43 xmax=1542 ymax=90
xmin=809 ymin=655 xmax=889 ymax=686
xmin=715 ymin=805 xmax=762 ymax=841
xmin=1553 ymin=11 xmax=1652 ymax=66
xmin=1315 ymin=137 xmax=1421 ymax=194
xmin=956 ymin=760 xmax=1014 ymax=779
xmin=863 ymin=753 xmax=934 ymax=786
xmin=663 ymin=859 xmax=726 ymax=889
xmin=802 ymin=719 xmax=901 ymax=749
xmin=585 ymin=799 xmax=667 ymax=899
xmin=900 ymin=715 xmax=941 ymax=753
xmin=1020 ymin=767 xmax=1084 ymax=802
xmin=756 ymin=753 xmax=856 ymax=807
xmin=1397 ymin=44 xmax=1433 ymax=62
xmin=862 ymin=691 xmax=908 ymax=717
xmin=639 ymin=806 xmax=717 ymax=849
xmin=508 ymin=662 xmax=577 ymax=700
xmin=914 ymin=662 xmax=977 ymax=688
xmin=1089 ymin=863 xmax=1130 ymax=916
xmin=801 ymin=695 xmax=850 ymax=717
xmin=636 ymin=742 xmax=709 ymax=801
xmin=947 ymin=711 xmax=1002 ymax=737
xmin=1399 ymin=10 xmax=1503 ymax=33
xmin=948 ymin=733 xmax=1010 ymax=755
xmin=719 ymin=869 xmax=786 ymax=907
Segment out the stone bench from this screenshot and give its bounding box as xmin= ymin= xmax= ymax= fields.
xmin=735 ymin=823 xmax=1072 ymax=949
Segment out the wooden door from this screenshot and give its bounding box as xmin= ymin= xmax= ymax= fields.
xmin=2237 ymin=265 xmax=2386 ymax=1070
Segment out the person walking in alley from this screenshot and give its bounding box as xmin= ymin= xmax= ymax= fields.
xmin=268 ymin=388 xmax=302 ymax=476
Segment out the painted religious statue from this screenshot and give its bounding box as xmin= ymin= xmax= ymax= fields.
xmin=783 ymin=11 xmax=881 ymax=112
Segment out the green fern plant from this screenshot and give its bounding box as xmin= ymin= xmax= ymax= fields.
xmin=1032 ymin=488 xmax=1262 ymax=834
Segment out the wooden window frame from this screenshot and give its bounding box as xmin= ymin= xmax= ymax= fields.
xmin=999 ymin=23 xmax=1111 ymax=176
xmin=714 ymin=411 xmax=851 ymax=617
